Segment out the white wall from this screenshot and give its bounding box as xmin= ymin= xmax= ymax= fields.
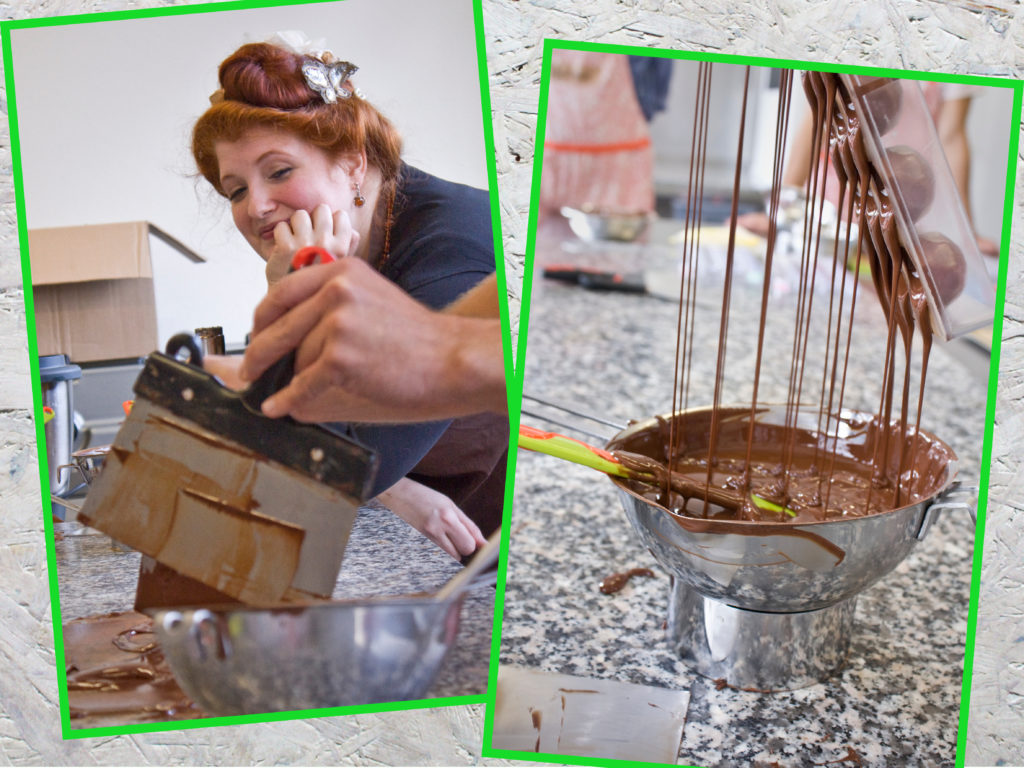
xmin=8 ymin=0 xmax=488 ymax=347
xmin=965 ymin=83 xmax=1015 ymax=244
xmin=649 ymin=60 xmax=766 ymax=195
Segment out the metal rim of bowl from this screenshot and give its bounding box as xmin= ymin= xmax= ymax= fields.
xmin=606 ymin=404 xmax=959 ymax=528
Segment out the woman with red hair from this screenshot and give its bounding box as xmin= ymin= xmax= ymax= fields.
xmin=193 ymin=37 xmax=507 ymax=559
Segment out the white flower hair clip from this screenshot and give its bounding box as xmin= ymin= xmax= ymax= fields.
xmin=263 ymin=30 xmax=329 ymax=59
xmin=301 ymin=58 xmax=360 ymax=103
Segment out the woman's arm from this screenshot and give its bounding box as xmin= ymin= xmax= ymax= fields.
xmin=377 ymin=477 xmax=486 ymax=559
xmin=444 ymin=273 xmax=499 ymax=318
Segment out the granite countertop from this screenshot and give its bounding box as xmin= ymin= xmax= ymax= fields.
xmin=497 ymin=218 xmax=986 ymax=767
xmin=55 ymin=499 xmax=494 ymax=729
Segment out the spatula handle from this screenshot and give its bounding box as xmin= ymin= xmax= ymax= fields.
xmin=518 ymin=425 xmax=632 ymax=478
xmin=240 ymin=351 xmax=297 ymax=412
xmin=434 ymin=529 xmax=502 ymax=602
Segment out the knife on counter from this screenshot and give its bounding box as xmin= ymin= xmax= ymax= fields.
xmin=543 ymin=264 xmax=680 ymax=299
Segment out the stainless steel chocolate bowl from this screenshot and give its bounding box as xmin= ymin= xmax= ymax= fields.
xmin=607 ymin=404 xmax=972 ymax=691
xmin=150 ymin=595 xmax=463 ymax=715
xmin=149 ymin=531 xmax=501 ymax=715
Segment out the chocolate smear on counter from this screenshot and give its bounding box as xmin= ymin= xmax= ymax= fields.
xmin=598 ymin=567 xmax=656 ymax=595
xmin=64 ymin=611 xmax=201 ymax=724
xmin=814 ymin=746 xmax=865 ymax=766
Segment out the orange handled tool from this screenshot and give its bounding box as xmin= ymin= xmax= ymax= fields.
xmin=517 ymin=424 xmax=795 ymax=516
xmin=517 ymin=425 xmax=652 ymax=481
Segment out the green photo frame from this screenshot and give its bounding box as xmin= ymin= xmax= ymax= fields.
xmin=487 ymin=37 xmax=1020 ymax=768
xmin=3 ymin=0 xmax=516 ymax=739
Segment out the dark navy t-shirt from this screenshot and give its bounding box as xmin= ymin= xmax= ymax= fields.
xmin=379 ymin=164 xmax=497 ymax=307
xmin=340 ymin=165 xmax=497 ymax=497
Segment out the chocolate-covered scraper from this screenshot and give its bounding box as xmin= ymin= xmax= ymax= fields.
xmin=78 ymin=254 xmax=378 ymax=606
xmin=833 ymin=73 xmax=996 ymax=340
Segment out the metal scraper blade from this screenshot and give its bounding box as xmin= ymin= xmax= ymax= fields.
xmin=491 ymin=666 xmax=690 ymax=762
xmin=77 ymin=349 xmax=378 ymax=605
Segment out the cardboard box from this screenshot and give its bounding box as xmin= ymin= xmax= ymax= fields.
xmin=29 ymin=222 xmax=205 ymax=363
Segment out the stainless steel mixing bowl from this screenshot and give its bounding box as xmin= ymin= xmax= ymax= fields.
xmin=560 ymin=206 xmax=650 ymax=242
xmin=609 ymin=405 xmax=969 ymax=613
xmin=149 ymin=531 xmax=502 ymax=716
xmin=151 ymin=594 xmax=463 ymax=715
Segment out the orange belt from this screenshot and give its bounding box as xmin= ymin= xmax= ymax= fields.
xmin=544 ymin=137 xmax=652 ymax=154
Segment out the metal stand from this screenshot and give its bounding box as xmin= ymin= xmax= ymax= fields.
xmin=666 ymin=578 xmax=857 ymax=691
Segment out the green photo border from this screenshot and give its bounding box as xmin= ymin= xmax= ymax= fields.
xmin=1 ymin=0 xmax=516 ymax=740
xmin=483 ymin=36 xmax=1021 ymax=768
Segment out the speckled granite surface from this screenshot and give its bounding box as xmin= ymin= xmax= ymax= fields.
xmin=967 ymin=215 xmax=1024 ymax=767
xmin=498 ymin=219 xmax=986 ymax=767
xmin=55 ymin=501 xmax=494 ymax=728
xmin=2 ymin=1 xmax=1021 ymax=765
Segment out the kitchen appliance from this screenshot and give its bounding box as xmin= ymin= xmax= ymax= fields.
xmin=154 ymin=595 xmax=464 ymax=714
xmin=49 ymin=444 xmax=111 ymax=518
xmin=194 ymin=326 xmax=225 ymax=356
xmin=607 ymin=403 xmax=972 ymax=690
xmin=39 ymin=354 xmax=82 ymax=497
xmin=519 ymin=395 xmax=972 ymax=690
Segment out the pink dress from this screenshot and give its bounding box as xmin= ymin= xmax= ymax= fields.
xmin=539 ymin=50 xmax=655 ymax=217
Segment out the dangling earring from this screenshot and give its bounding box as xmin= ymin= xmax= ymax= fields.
xmin=353 ymin=183 xmax=365 ymax=207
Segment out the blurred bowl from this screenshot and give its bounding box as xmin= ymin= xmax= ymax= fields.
xmin=151 ymin=517 xmax=501 ymax=715
xmin=70 ymin=444 xmax=109 ymax=484
xmin=561 ymin=206 xmax=650 ymax=242
xmin=151 ymin=594 xmax=464 ymax=715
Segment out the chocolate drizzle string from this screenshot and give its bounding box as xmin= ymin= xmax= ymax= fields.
xmin=668 ymin=61 xmax=713 ymax=506
xmin=660 ymin=68 xmax=941 ymax=522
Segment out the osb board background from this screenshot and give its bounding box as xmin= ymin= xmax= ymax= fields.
xmin=0 ymin=0 xmax=1022 ymax=765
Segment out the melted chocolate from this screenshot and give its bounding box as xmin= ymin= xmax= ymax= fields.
xmin=609 ymin=408 xmax=953 ymax=523
xmin=63 ymin=611 xmax=201 ymax=724
xmin=814 ymin=746 xmax=864 ymax=766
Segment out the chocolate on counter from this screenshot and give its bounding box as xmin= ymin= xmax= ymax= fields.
xmin=599 ymin=567 xmax=656 ymax=595
xmin=63 ymin=611 xmax=201 ymax=724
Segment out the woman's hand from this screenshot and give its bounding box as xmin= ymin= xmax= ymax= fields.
xmin=202 ymin=354 xmax=246 ymax=389
xmin=377 ymin=478 xmax=486 ymax=559
xmin=977 ymin=234 xmax=1000 ymax=258
xmin=265 ymin=203 xmax=360 ymax=284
